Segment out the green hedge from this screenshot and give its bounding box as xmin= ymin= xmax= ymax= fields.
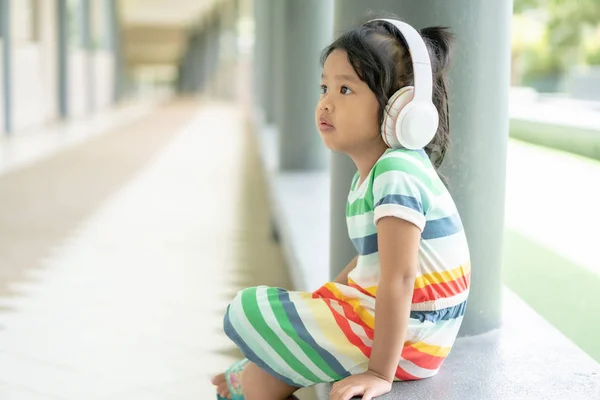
xmin=510 ymin=118 xmax=600 ymax=160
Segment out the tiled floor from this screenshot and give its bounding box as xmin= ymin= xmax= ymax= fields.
xmin=0 ymin=100 xmax=315 ymax=399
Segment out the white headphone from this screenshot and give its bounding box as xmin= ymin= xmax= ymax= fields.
xmin=370 ymin=19 xmax=439 ymax=150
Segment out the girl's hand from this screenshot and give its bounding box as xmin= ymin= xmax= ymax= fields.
xmin=329 ymin=370 xmax=392 ymax=400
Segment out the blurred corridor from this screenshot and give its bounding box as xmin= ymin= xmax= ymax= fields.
xmin=0 ymin=0 xmax=317 ymax=398
xmin=0 ymin=100 xmax=318 ymax=399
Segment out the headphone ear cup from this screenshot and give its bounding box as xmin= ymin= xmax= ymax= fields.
xmin=381 ymin=86 xmax=414 ymax=148
xmin=397 ymin=101 xmax=439 ymax=149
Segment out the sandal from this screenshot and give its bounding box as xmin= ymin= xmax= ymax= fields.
xmin=217 ymin=359 xmax=248 ymax=400
xmin=216 ymin=358 xmax=300 ymax=400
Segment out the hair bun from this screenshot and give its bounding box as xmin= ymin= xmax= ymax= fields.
xmin=419 ymin=27 xmax=455 ymax=76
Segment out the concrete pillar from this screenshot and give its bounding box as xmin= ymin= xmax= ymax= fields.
xmin=176 ymin=62 xmax=182 ymax=93
xmin=200 ymin=19 xmax=215 ymax=95
xmin=188 ymin=29 xmax=201 ymax=94
xmin=217 ymin=0 xmax=237 ymax=100
xmin=185 ymin=36 xmax=195 ymax=93
xmin=254 ymin=0 xmax=276 ymax=124
xmin=57 ymin=0 xmax=69 ymax=117
xmin=39 ymin=0 xmax=60 ymax=122
xmin=329 ymin=0 xmax=512 ymax=336
xmin=0 ymin=0 xmax=11 ymax=134
xmin=277 ymin=0 xmax=333 ymax=171
xmin=106 ymin=0 xmax=123 ymax=102
xmin=179 ymin=48 xmax=191 ymax=94
xmin=212 ymin=8 xmax=225 ymax=97
xmin=181 ymin=38 xmax=192 ymax=93
xmin=269 ymin=0 xmax=285 ymax=131
xmin=192 ymin=31 xmax=205 ymax=93
xmin=177 ymin=33 xmax=191 ymax=95
xmin=105 ymin=0 xmax=118 ymax=102
xmin=81 ymin=0 xmax=94 ymax=112
xmin=188 ymin=35 xmax=199 ymax=93
xmin=252 ymin=0 xmax=268 ymax=118
xmin=209 ymin=14 xmax=221 ymax=95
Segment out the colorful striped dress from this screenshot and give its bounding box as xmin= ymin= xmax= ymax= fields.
xmin=223 ymin=148 xmax=471 ymax=387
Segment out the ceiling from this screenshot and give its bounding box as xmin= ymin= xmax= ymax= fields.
xmin=119 ymin=0 xmax=221 ymax=68
xmin=120 ymin=0 xmax=218 ymax=26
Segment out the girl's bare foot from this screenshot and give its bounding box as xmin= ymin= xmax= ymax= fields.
xmin=211 ymin=373 xmax=231 ymax=399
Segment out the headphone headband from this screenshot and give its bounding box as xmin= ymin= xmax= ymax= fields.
xmin=369 ymin=19 xmax=433 ymax=103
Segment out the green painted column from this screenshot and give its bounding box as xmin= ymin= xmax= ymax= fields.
xmin=218 ymin=0 xmax=238 ymax=100
xmin=81 ymin=0 xmax=94 ymax=112
xmin=212 ymin=10 xmax=222 ymax=95
xmin=105 ymin=0 xmax=123 ymax=103
xmin=184 ymin=33 xmax=196 ymax=93
xmin=201 ymin=19 xmax=216 ymax=94
xmin=57 ymin=0 xmax=69 ymax=117
xmin=259 ymin=0 xmax=276 ymax=124
xmin=269 ymin=0 xmax=285 ymax=131
xmin=180 ymin=41 xmax=194 ymax=94
xmin=179 ymin=53 xmax=188 ymax=94
xmin=176 ymin=62 xmax=183 ymax=93
xmin=278 ymin=0 xmax=333 ymax=171
xmin=0 ymin=0 xmax=11 ymax=133
xmin=200 ymin=13 xmax=222 ymax=97
xmin=194 ymin=30 xmax=206 ymax=93
xmin=329 ymin=0 xmax=512 ymax=336
xmin=253 ymin=0 xmax=271 ymax=121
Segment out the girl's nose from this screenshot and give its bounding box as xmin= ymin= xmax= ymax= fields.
xmin=319 ymin=99 xmax=332 ymax=112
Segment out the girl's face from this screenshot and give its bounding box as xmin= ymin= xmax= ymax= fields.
xmin=315 ymin=49 xmax=381 ymax=155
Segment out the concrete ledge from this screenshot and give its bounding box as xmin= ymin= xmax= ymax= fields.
xmin=254 ymin=124 xmax=600 ymax=399
xmin=269 ymin=171 xmax=330 ymax=292
xmin=510 ymin=118 xmax=600 ymax=161
xmin=508 ymin=93 xmax=600 ymax=160
xmin=316 ymin=290 xmax=600 ymax=399
xmin=256 ymin=124 xmax=330 ymax=292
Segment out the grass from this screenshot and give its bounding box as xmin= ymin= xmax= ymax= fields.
xmin=503 ymin=229 xmax=600 ymax=363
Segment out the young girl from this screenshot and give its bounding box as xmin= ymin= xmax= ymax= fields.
xmin=212 ymin=18 xmax=470 ymax=400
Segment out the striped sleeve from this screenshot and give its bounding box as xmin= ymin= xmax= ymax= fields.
xmin=371 ymin=156 xmax=429 ymax=231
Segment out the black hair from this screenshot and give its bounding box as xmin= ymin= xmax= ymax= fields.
xmin=320 ymin=19 xmax=454 ymax=169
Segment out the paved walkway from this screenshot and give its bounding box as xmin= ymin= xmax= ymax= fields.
xmin=0 ymin=100 xmax=315 ymax=400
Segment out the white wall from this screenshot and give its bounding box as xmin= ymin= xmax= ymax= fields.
xmin=40 ymin=0 xmax=59 ymax=123
xmin=12 ymin=43 xmax=47 ymax=130
xmin=93 ymin=51 xmax=115 ymax=111
xmin=5 ymin=0 xmax=116 ymax=131
xmin=11 ymin=0 xmax=59 ymax=132
xmin=68 ymin=50 xmax=90 ymax=118
xmin=0 ymin=40 xmax=4 ymax=135
xmin=69 ymin=50 xmax=115 ymax=117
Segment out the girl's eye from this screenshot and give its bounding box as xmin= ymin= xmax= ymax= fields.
xmin=320 ymin=85 xmax=328 ymax=94
xmin=341 ymin=86 xmax=353 ymax=95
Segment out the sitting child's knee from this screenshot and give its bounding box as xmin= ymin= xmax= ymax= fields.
xmin=223 ymin=287 xmax=262 ymax=339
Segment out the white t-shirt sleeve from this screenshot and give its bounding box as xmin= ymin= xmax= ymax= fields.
xmin=372 ymin=166 xmax=427 ymax=232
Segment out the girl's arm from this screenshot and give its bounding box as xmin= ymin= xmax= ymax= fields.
xmin=368 ymin=216 xmax=420 ymax=382
xmin=333 ymin=254 xmax=359 ymax=284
